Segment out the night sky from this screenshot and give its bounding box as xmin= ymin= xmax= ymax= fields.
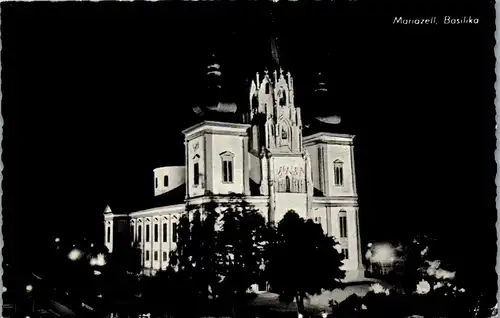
xmin=1 ymin=1 xmax=496 ymax=286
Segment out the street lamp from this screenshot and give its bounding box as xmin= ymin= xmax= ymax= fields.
xmin=68 ymin=248 xmax=83 ymax=261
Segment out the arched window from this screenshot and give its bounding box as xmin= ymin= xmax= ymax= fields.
xmin=154 ymin=224 xmax=159 ymax=242
xmin=154 ymin=251 xmax=158 ymax=261
xmin=285 ymin=176 xmax=291 ymax=192
xmin=164 ymin=175 xmax=169 ymax=187
xmin=265 ymin=82 xmax=270 ymax=94
xmin=107 ymin=227 xmax=111 ymax=243
xmin=279 ymin=90 xmax=287 ymax=106
xmin=172 ymin=222 xmax=178 ymax=242
xmin=163 ymin=223 xmax=168 ymax=242
xmin=220 ymin=151 xmax=235 ymax=183
xmin=339 ymin=210 xmax=347 ymax=238
xmin=146 ymin=224 xmax=150 ymax=243
xmin=193 ymin=155 xmax=200 ymax=186
xmin=137 ymin=225 xmax=142 ymax=243
xmin=281 ymin=128 xmax=288 ymax=139
xmin=334 ymin=160 xmax=344 ymax=187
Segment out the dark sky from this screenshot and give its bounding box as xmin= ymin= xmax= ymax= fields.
xmin=2 ymin=1 xmax=496 ymax=285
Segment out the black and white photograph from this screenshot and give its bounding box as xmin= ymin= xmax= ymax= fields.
xmin=1 ymin=2 xmax=497 ymax=318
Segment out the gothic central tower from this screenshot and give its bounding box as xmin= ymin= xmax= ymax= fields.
xmin=245 ymin=40 xmax=314 ymax=222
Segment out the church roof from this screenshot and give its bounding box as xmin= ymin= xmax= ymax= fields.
xmin=107 ymin=183 xmax=186 ymax=215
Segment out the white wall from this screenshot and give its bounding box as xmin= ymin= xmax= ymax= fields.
xmin=274 ymin=193 xmax=308 ymax=221
xmin=187 ymin=135 xmax=206 ymax=197
xmin=208 ymin=134 xmax=246 ymax=195
xmin=153 ymin=166 xmax=186 ymax=196
xmin=130 ymin=206 xmax=184 ymax=273
xmin=325 ymin=144 xmax=356 ymax=197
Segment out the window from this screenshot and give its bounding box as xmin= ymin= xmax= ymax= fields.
xmin=342 ymin=248 xmax=349 ymax=259
xmin=154 ymin=251 xmax=158 ymax=261
xmin=281 ymin=129 xmax=287 ymax=139
xmin=146 ymin=225 xmax=150 ymax=242
xmin=154 ymin=224 xmax=159 ymax=242
xmin=163 ymin=251 xmax=168 ymax=262
xmin=138 ymin=225 xmax=142 ymax=242
xmin=339 ymin=210 xmax=347 ymax=238
xmin=279 ymin=91 xmax=287 ymax=106
xmin=163 ymin=223 xmax=167 ymax=242
xmin=265 ymin=82 xmax=270 ymax=94
xmin=172 ymin=223 xmax=178 ymax=242
xmin=334 ymin=160 xmax=344 ymax=187
xmin=146 ymin=251 xmax=150 ymax=261
xmin=107 ymin=227 xmax=111 ymax=243
xmin=155 ymin=177 xmax=158 ymax=188
xmin=220 ymin=152 xmax=234 ymax=183
xmin=314 ymin=217 xmax=322 ymax=225
xmin=164 ymin=175 xmax=169 ymax=187
xmin=285 ymin=176 xmax=291 ymax=192
xmin=193 ymin=162 xmax=200 ymax=186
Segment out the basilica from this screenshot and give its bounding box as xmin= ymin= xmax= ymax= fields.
xmin=104 ymin=47 xmax=363 ymax=285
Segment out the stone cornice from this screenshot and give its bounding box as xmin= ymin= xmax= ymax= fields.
xmin=312 ymin=196 xmax=359 ymax=207
xmin=182 ymin=121 xmax=251 ymax=138
xmin=104 ymin=214 xmax=129 ymax=220
xmin=185 ymin=129 xmax=249 ymax=142
xmin=129 ymin=204 xmax=186 ymax=218
xmin=303 ymin=132 xmax=355 ymax=147
xmin=267 ymin=150 xmax=304 ymax=158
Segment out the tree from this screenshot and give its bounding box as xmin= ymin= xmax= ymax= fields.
xmin=167 ymin=196 xmax=269 ymax=317
xmin=265 ymin=210 xmax=345 ymax=314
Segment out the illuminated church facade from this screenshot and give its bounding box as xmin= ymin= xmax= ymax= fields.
xmin=104 ymin=53 xmax=363 ymax=285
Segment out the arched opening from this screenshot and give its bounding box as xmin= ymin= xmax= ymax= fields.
xmin=285 ymin=176 xmax=291 ymax=192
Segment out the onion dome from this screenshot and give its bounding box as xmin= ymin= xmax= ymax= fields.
xmin=312 ymin=71 xmax=342 ymax=125
xmin=193 ymin=52 xmax=237 ymax=117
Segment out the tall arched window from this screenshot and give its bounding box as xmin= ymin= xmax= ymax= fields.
xmin=265 ymin=82 xmax=270 ymax=94
xmin=154 ymin=224 xmax=159 ymax=242
xmin=172 ymin=222 xmax=178 ymax=242
xmin=193 ymin=155 xmax=200 ymax=186
xmin=146 ymin=224 xmax=150 ymax=243
xmin=220 ymin=151 xmax=234 ymax=183
xmin=163 ymin=222 xmax=168 ymax=242
xmin=279 ymin=90 xmax=287 ymax=106
xmin=137 ymin=225 xmax=142 ymax=243
xmin=285 ymin=176 xmax=291 ymax=192
xmin=334 ymin=160 xmax=344 ymax=187
xmin=107 ymin=227 xmax=111 ymax=243
xmin=339 ymin=210 xmax=347 ymax=238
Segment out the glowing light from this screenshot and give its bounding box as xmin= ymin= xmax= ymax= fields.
xmin=26 ymin=285 xmax=33 ymax=292
xmin=321 ymin=312 xmax=328 ymax=318
xmin=68 ymin=249 xmax=83 ymax=261
xmin=90 ymin=253 xmax=106 ymax=267
xmin=368 ymin=243 xmax=396 ymax=264
xmin=416 ymin=280 xmax=431 ymax=295
xmin=93 ymin=270 xmax=102 ymax=276
xmin=2 ymin=286 xmax=7 ymax=292
xmin=298 ymin=314 xmax=303 ymax=318
xmin=55 ymin=237 xmax=60 ymax=243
